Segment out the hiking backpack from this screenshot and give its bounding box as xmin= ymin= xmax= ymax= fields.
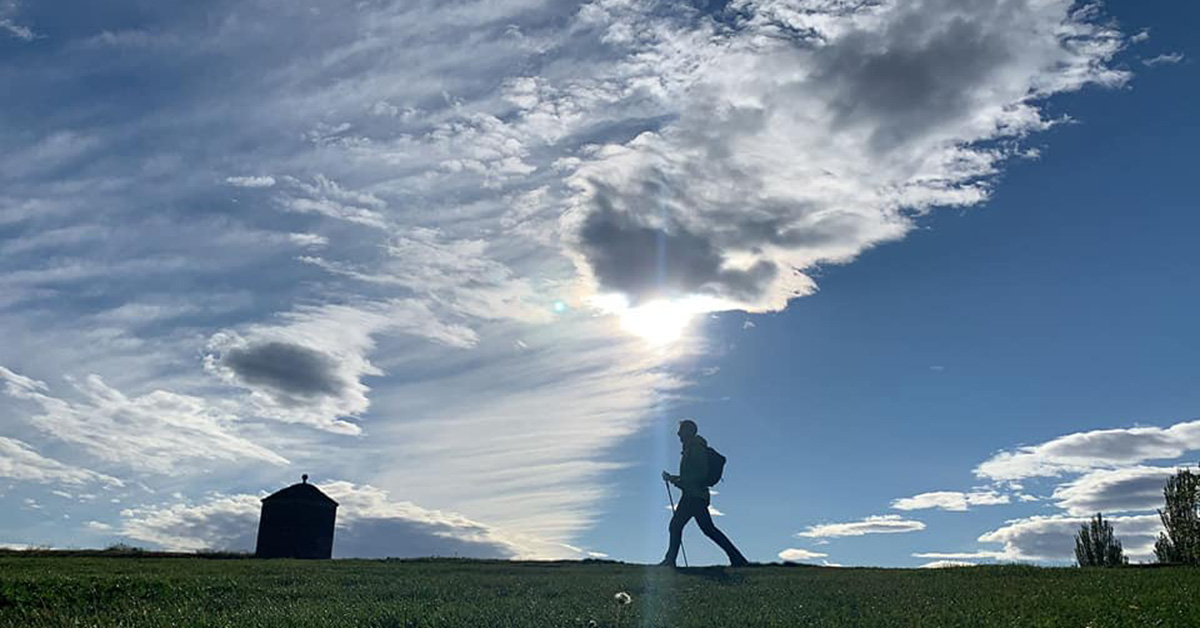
xmin=705 ymin=446 xmax=726 ymax=487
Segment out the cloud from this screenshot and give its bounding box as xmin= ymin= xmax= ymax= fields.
xmin=225 ymin=176 xmax=277 ymax=188
xmin=1050 ymin=466 xmax=1176 ymax=516
xmin=0 ymin=0 xmax=1136 ymax=562
xmin=563 ymin=0 xmax=1127 ymax=312
xmin=300 ymin=227 xmax=551 ymax=325
xmin=778 ymin=547 xmax=828 ymax=562
xmin=912 ymin=549 xmax=1008 ymax=560
xmin=368 ymin=315 xmax=692 ymax=550
xmin=975 ymin=419 xmax=1200 ymax=480
xmin=891 ymin=490 xmax=1009 ymax=512
xmin=977 ymin=514 xmax=1162 ymax=562
xmin=0 ymin=0 xmax=34 ymax=41
xmin=1130 ymin=28 xmax=1151 ymax=44
xmin=919 ymin=560 xmax=976 ymax=568
xmin=0 ymin=365 xmax=287 ymax=475
xmin=1142 ymin=53 xmax=1185 ymax=67
xmin=221 ymin=341 xmax=346 ymax=399
xmin=796 ymin=515 xmax=926 ymax=538
xmin=119 ymin=481 xmax=561 ymax=559
xmin=277 ymin=175 xmax=388 ymax=230
xmin=204 ymin=301 xmax=477 ymax=434
xmin=0 ymin=436 xmax=122 ymax=487
xmin=287 ymin=233 xmax=328 ymax=249
xmin=915 ymin=513 xmax=1162 ymax=563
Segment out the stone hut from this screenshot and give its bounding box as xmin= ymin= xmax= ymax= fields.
xmin=255 ymin=474 xmax=338 ymax=559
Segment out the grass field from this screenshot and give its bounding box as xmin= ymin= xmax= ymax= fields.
xmin=2 ymin=554 xmax=1198 ymax=627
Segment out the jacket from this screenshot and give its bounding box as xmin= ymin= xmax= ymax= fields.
xmin=677 ymin=434 xmax=710 ymax=501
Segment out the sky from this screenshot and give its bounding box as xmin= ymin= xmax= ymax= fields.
xmin=0 ymin=0 xmax=1195 ymax=567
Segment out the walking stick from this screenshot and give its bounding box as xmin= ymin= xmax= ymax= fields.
xmin=664 ymin=478 xmax=688 ymax=567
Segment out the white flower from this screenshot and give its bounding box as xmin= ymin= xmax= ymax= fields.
xmin=614 ymin=591 xmax=632 ymax=605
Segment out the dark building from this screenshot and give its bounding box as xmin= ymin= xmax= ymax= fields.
xmin=255 ymin=474 xmax=338 ymax=559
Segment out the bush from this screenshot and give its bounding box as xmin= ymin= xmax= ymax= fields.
xmin=1154 ymin=467 xmax=1200 ymax=564
xmin=1074 ymin=513 xmax=1126 ymax=567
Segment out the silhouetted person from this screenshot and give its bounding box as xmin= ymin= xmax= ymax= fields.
xmin=660 ymin=419 xmax=749 ymax=567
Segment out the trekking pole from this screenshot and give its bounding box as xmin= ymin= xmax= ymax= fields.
xmin=663 ymin=478 xmax=688 ymax=567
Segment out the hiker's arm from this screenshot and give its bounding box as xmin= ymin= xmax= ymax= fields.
xmin=662 ymin=470 xmax=681 ymax=485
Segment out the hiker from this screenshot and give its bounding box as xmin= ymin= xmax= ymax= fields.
xmin=660 ymin=419 xmax=749 ymax=567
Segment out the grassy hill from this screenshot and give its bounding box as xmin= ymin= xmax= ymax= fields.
xmin=2 ymin=553 xmax=1198 ymax=627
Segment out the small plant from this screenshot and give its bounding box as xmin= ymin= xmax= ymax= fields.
xmin=613 ymin=591 xmax=632 ymax=627
xmin=1155 ymin=467 xmax=1200 ymax=564
xmin=1074 ymin=513 xmax=1126 ymax=567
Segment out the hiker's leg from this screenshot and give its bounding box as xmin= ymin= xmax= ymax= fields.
xmin=695 ymin=504 xmax=749 ymax=565
xmin=662 ymin=501 xmax=693 ymax=565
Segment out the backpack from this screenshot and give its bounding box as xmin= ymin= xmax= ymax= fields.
xmin=705 ymin=446 xmax=726 ymax=487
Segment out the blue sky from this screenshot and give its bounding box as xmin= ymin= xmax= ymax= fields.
xmin=0 ymin=0 xmax=1195 ymax=566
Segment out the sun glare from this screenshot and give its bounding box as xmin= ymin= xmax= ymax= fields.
xmin=619 ymin=300 xmax=695 ymax=345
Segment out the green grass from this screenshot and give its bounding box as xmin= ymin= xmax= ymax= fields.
xmin=1 ymin=555 xmax=1198 ymax=627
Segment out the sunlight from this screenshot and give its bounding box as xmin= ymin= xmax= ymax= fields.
xmin=619 ymin=300 xmax=696 ymax=345
xmin=588 ymin=293 xmax=727 ymax=346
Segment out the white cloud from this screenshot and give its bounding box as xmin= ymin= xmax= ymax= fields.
xmin=277 ymin=175 xmax=388 ymax=230
xmin=0 ymin=436 xmax=122 ymax=487
xmin=563 ymin=0 xmax=1127 ymax=313
xmin=975 ymin=419 xmax=1200 ymax=481
xmin=224 ymin=176 xmax=277 ymax=188
xmin=912 ymin=549 xmax=1008 ymax=560
xmin=891 ymin=490 xmax=1010 ymax=512
xmin=977 ymin=514 xmax=1162 ymax=562
xmin=369 ymin=315 xmax=692 ymax=548
xmin=1050 ymin=466 xmax=1176 ymax=516
xmin=778 ymin=547 xmax=828 ymax=562
xmin=0 ymin=0 xmax=1137 ymax=562
xmin=1130 ymin=28 xmax=1151 ymax=44
xmin=0 ymin=0 xmax=33 ymax=41
xmin=919 ymin=560 xmax=977 ymax=568
xmin=1142 ymin=53 xmax=1185 ymax=67
xmin=119 ymin=481 xmax=576 ymax=559
xmin=796 ymin=515 xmax=926 ymax=538
xmin=287 ymin=233 xmax=328 ymax=249
xmin=204 ymin=301 xmax=478 ymax=434
xmin=916 ymin=513 xmax=1162 ymax=563
xmin=0 ymin=365 xmax=287 ymax=475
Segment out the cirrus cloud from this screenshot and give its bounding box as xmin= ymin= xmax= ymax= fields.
xmin=796 ymin=514 xmax=926 ymax=538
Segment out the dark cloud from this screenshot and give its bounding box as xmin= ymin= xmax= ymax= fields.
xmin=333 ymin=518 xmax=515 ymax=559
xmin=578 ymin=192 xmax=777 ymax=305
xmin=1052 ymin=467 xmax=1177 ymax=516
xmin=814 ymin=8 xmax=1014 ymax=150
xmin=219 ymin=341 xmax=344 ymax=400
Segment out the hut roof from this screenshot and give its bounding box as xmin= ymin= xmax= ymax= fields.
xmin=262 ymin=476 xmax=338 ymax=507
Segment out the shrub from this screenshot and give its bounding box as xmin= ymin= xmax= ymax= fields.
xmin=1074 ymin=513 xmax=1126 ymax=567
xmin=1154 ymin=467 xmax=1200 ymax=564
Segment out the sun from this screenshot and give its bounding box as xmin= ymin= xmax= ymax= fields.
xmin=618 ymin=300 xmax=696 ymax=345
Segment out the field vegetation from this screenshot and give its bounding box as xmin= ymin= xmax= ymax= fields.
xmin=2 ymin=553 xmax=1199 ymax=627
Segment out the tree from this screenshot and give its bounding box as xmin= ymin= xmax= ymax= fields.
xmin=1154 ymin=467 xmax=1200 ymax=564
xmin=1074 ymin=513 xmax=1126 ymax=567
